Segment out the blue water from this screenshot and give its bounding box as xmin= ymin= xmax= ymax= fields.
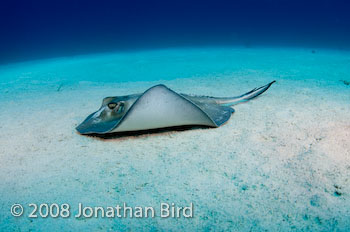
xmin=1 ymin=0 xmax=350 ymax=64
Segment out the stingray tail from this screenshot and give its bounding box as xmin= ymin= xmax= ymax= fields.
xmin=217 ymin=81 xmax=276 ymax=106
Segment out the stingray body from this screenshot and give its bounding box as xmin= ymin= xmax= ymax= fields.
xmin=76 ymin=81 xmax=275 ymax=135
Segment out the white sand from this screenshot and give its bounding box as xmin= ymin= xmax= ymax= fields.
xmin=0 ymin=47 xmax=349 ymax=231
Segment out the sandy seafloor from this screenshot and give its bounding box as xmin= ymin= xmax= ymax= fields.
xmin=0 ymin=47 xmax=349 ymax=231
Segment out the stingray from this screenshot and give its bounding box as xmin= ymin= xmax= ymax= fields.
xmin=76 ymin=81 xmax=275 ymax=135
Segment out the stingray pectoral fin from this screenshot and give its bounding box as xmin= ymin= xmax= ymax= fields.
xmin=111 ymin=85 xmax=217 ymax=133
xmin=76 ymin=110 xmax=120 ymax=134
xmin=218 ymin=80 xmax=276 ymax=106
xmin=191 ymin=102 xmax=235 ymax=127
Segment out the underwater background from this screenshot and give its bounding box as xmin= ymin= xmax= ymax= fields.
xmin=1 ymin=0 xmax=350 ymax=231
xmin=1 ymin=0 xmax=350 ymax=64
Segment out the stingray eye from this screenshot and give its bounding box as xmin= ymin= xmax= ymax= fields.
xmin=108 ymin=103 xmax=117 ymax=110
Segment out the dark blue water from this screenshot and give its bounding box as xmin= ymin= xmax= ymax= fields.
xmin=1 ymin=0 xmax=350 ymax=64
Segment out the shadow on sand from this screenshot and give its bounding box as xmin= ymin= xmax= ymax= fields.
xmin=79 ymin=125 xmax=213 ymax=141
